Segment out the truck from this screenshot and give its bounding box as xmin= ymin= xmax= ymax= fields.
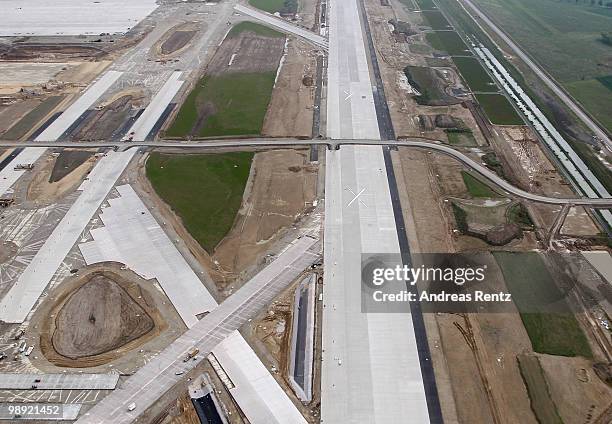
xmin=25 ymin=346 xmax=34 ymax=356
xmin=183 ymin=347 xmax=199 ymax=362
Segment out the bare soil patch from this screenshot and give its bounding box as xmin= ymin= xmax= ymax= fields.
xmin=539 ymin=354 xmax=612 ymax=424
xmin=52 ymin=273 xmax=154 ymax=359
xmin=27 ymin=150 xmax=96 ymax=205
xmin=154 ymin=22 xmax=201 ymax=58
xmin=38 ymin=265 xmax=168 ymax=368
xmin=162 ymin=31 xmax=196 ymax=55
xmin=213 ymin=150 xmax=317 ymax=288
xmin=206 ymin=30 xmax=285 ymax=76
xmin=49 ymin=150 xmax=93 ymax=182
xmin=70 ymin=92 xmax=144 ymax=141
xmin=0 ymin=44 xmax=106 ymax=62
xmin=262 ymin=39 xmax=317 ymax=138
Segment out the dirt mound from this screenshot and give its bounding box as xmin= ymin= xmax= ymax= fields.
xmin=38 ymin=266 xmax=167 ymax=367
xmin=161 ymin=30 xmax=196 ymax=55
xmin=52 ymin=274 xmax=154 ymax=359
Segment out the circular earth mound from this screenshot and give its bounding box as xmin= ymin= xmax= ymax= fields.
xmin=52 ymin=274 xmax=154 ymax=359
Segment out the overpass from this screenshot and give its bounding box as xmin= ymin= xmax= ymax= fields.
xmin=2 ymin=138 xmax=611 ymax=208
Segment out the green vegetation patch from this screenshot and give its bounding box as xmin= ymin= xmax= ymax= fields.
xmin=416 ymin=0 xmax=437 ymax=10
xmin=166 ymin=72 xmax=277 ymax=137
xmin=146 ymin=152 xmax=253 ymax=253
xmin=445 ymin=129 xmax=477 ymax=146
xmin=493 ymin=251 xmax=593 ymax=358
xmin=595 ymin=75 xmax=612 ymax=91
xmin=2 ymin=96 xmax=64 ymax=140
xmin=248 ymin=0 xmax=297 ymax=15
xmin=461 ymin=171 xmax=500 ymax=198
xmin=421 ymin=10 xmax=451 ymax=30
xmin=453 ymin=56 xmax=497 ymax=92
xmin=227 ymin=21 xmax=284 ymax=38
xmin=518 ymin=355 xmax=564 ymax=424
xmin=566 ymin=135 xmax=612 ymax=194
xmin=426 ymin=31 xmax=471 ymax=56
xmin=475 ymin=93 xmax=523 ymax=125
xmin=565 ymin=79 xmax=612 ymax=139
xmin=507 ymin=203 xmax=534 ymax=228
xmin=404 ymin=65 xmax=459 ymax=106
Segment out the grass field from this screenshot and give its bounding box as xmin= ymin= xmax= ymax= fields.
xmin=146 ymin=153 xmax=253 ymax=253
xmin=415 ymin=0 xmax=437 ymax=9
xmin=166 ymin=22 xmax=282 ymax=138
xmin=446 ymin=129 xmax=477 ymax=146
xmin=461 ymin=171 xmax=499 ymax=197
xmin=493 ymin=251 xmax=593 ymax=358
xmin=518 ymin=355 xmax=564 ymax=424
xmin=471 ymin=0 xmax=612 ymax=133
xmin=421 ymin=10 xmax=452 ymax=30
xmin=452 ymin=56 xmax=497 ymax=92
xmin=565 ymin=79 xmax=612 ymax=137
xmin=425 ymin=31 xmax=471 ymax=56
xmin=475 ymin=93 xmax=523 ymax=125
xmin=166 ymin=72 xmax=277 ymax=137
xmin=248 ymin=0 xmax=297 ymax=14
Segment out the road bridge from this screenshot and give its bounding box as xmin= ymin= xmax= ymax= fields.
xmin=1 ymin=138 xmax=611 ymax=207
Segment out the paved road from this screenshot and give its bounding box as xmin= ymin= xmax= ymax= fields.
xmin=2 ymin=138 xmax=610 ymax=206
xmin=77 ymin=236 xmax=320 ymax=424
xmin=234 ymin=4 xmax=328 ymax=49
xmin=460 ymin=0 xmax=612 ymax=150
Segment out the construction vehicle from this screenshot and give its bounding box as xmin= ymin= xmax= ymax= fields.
xmin=14 ymin=164 xmax=33 ymax=171
xmin=183 ymin=347 xmax=199 ymax=362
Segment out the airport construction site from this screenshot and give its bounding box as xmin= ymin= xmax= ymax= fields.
xmin=0 ymin=0 xmax=611 ymax=423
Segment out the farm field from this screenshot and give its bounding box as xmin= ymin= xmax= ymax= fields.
xmin=493 ymin=251 xmax=593 ymax=358
xmin=475 ymin=93 xmax=523 ymax=125
xmin=146 ymin=152 xmax=254 ymax=253
xmin=425 ymin=30 xmax=471 ymax=56
xmin=166 ymin=22 xmax=284 ymax=138
xmin=565 ymin=79 xmax=612 ymax=136
xmin=452 ymin=56 xmax=496 ymax=92
xmin=471 ymin=0 xmax=612 ymax=132
xmin=421 ymin=10 xmax=452 ymax=30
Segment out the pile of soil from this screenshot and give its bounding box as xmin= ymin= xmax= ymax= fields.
xmin=52 ymin=274 xmax=154 ymax=359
